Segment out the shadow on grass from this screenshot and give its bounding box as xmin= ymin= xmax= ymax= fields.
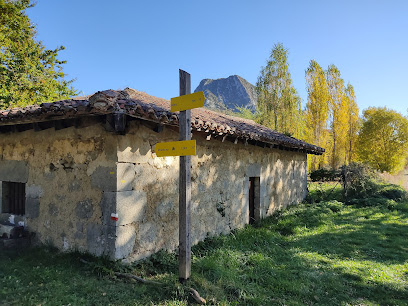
xmin=189 ymin=202 xmax=408 ymax=304
xmin=291 ymin=208 xmax=408 ymax=264
xmin=1 ymin=202 xmax=407 ymax=305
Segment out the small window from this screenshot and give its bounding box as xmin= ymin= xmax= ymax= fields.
xmin=1 ymin=182 xmax=26 ymax=215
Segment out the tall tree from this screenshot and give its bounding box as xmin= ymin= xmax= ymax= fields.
xmin=357 ymin=107 xmax=408 ymax=173
xmin=0 ymin=0 xmax=76 ymax=109
xmin=326 ymin=65 xmax=348 ymax=168
xmin=344 ymin=83 xmax=359 ymax=164
xmin=305 ymin=60 xmax=330 ymax=170
xmin=256 ymin=43 xmax=302 ymax=137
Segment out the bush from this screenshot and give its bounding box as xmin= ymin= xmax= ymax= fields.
xmin=346 ymin=197 xmax=397 ymax=208
xmin=376 ymin=184 xmax=408 ymax=201
xmin=325 ymin=200 xmax=344 ymax=213
xmin=342 ymin=163 xmax=381 ymax=200
xmin=310 ymin=168 xmax=341 ymax=182
xmin=304 ymin=187 xmax=325 ymax=203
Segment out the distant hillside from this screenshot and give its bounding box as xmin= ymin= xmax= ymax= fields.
xmin=194 ymin=75 xmax=257 ymax=112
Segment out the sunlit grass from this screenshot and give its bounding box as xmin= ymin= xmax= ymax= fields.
xmin=1 ymin=182 xmax=407 ymax=305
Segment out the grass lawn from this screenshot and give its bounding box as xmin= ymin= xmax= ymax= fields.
xmin=1 ymin=183 xmax=408 ymax=305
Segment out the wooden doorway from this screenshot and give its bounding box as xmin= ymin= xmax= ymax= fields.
xmin=249 ymin=177 xmax=260 ymax=224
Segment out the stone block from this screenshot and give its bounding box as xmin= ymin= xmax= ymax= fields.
xmin=86 ymin=223 xmax=106 ymax=257
xmin=90 ymin=166 xmax=116 ymax=191
xmin=156 ymin=201 xmax=174 ymax=218
xmin=48 ymin=204 xmax=59 ymax=216
xmin=25 ymin=185 xmax=43 ymax=199
xmin=137 ymin=221 xmax=157 ymax=251
xmin=0 ymin=213 xmax=24 ymax=226
xmin=116 ymin=163 xmax=135 ymax=192
xmin=116 ymin=190 xmax=146 ymax=226
xmin=115 ymin=225 xmax=136 ymax=259
xmin=74 ymin=222 xmax=85 ymax=240
xmin=0 ymin=224 xmax=24 ymax=238
xmin=117 ymin=134 xmax=152 ymax=164
xmin=26 ymin=197 xmax=40 ymax=219
xmin=99 ymin=192 xmax=117 ymax=225
xmin=0 ymin=160 xmax=29 ymax=183
xmin=75 ymin=199 xmax=94 ymax=219
xmin=246 ymin=163 xmax=261 ymax=177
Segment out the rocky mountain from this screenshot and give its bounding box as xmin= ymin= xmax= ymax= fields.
xmin=194 ymin=75 xmax=257 ymax=112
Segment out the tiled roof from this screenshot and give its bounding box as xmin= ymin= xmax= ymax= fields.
xmin=0 ymin=88 xmax=324 ymax=155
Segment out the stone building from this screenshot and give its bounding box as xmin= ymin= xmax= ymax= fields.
xmin=0 ymin=89 xmax=324 ymax=261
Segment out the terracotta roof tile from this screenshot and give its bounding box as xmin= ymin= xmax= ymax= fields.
xmin=0 ymin=88 xmax=324 ymax=155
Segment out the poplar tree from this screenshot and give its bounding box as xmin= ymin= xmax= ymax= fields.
xmin=0 ymin=0 xmax=76 ymax=109
xmin=256 ymin=43 xmax=302 ymax=137
xmin=326 ymin=65 xmax=348 ymax=168
xmin=344 ymin=84 xmax=359 ymax=164
xmin=305 ymin=60 xmax=330 ymax=170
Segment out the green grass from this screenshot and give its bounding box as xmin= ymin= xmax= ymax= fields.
xmin=1 ymin=183 xmax=408 ymax=305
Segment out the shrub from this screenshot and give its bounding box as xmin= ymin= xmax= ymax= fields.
xmin=310 ymin=168 xmax=341 ymax=182
xmin=325 ymin=200 xmax=344 ymax=213
xmin=376 ymin=184 xmax=408 ymax=201
xmin=342 ymin=163 xmax=381 ymax=200
xmin=346 ymin=197 xmax=397 ymax=208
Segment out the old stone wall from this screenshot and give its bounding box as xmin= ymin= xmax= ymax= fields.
xmin=114 ymin=121 xmax=307 ymax=262
xmin=0 ymin=120 xmax=118 ymax=256
xmin=0 ymin=118 xmax=307 ymax=261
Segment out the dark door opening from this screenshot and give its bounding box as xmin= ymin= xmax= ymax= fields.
xmin=249 ymin=177 xmax=255 ymax=224
xmin=249 ymin=177 xmax=259 ymax=224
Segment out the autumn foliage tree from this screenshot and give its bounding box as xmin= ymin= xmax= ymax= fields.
xmin=326 ymin=64 xmax=349 ymax=169
xmin=357 ymin=107 xmax=408 ymax=173
xmin=344 ymin=84 xmax=359 ymax=164
xmin=304 ymin=62 xmax=360 ymax=170
xmin=256 ymin=43 xmax=302 ymax=137
xmin=305 ymin=60 xmax=330 ymax=170
xmin=0 ymin=0 xmax=76 ymax=109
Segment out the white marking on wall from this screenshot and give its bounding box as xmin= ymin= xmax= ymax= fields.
xmin=9 ymin=214 xmax=15 ymax=224
xmin=63 ymin=237 xmax=69 ymax=251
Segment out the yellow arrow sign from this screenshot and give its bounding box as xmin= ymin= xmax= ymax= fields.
xmin=155 ymin=140 xmax=196 ymax=157
xmin=171 ymin=91 xmax=205 ymax=112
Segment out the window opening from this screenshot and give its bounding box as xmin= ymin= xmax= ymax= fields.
xmin=1 ymin=182 xmax=26 ymax=215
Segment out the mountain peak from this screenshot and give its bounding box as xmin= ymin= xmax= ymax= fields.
xmin=194 ymin=75 xmax=257 ymax=112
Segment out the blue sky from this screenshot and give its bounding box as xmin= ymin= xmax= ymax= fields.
xmin=28 ymin=0 xmax=408 ymax=115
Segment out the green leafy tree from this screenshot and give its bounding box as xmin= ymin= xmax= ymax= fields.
xmin=357 ymin=107 xmax=408 ymax=173
xmin=0 ymin=0 xmax=76 ymax=109
xmin=234 ymin=106 xmax=256 ymax=120
xmin=256 ymin=43 xmax=302 ymax=137
xmin=305 ymin=60 xmax=330 ymax=170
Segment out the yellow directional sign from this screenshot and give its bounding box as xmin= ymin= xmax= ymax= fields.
xmin=155 ymin=140 xmax=196 ymax=157
xmin=171 ymin=91 xmax=205 ymax=112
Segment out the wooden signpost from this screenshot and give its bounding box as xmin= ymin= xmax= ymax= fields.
xmin=171 ymin=91 xmax=205 ymax=112
xmin=155 ymin=140 xmax=196 ymax=157
xmin=154 ymin=69 xmax=204 ymax=282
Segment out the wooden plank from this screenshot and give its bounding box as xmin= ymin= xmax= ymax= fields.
xmin=171 ymin=91 xmax=205 ymax=112
xmin=178 ymin=69 xmax=192 ymax=282
xmin=114 ymin=113 xmax=126 ymax=134
xmin=155 ymin=140 xmax=196 ymax=157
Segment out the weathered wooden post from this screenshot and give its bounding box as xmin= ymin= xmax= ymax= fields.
xmin=178 ymin=69 xmax=191 ymax=282
xmin=155 ymin=70 xmax=204 ymax=282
